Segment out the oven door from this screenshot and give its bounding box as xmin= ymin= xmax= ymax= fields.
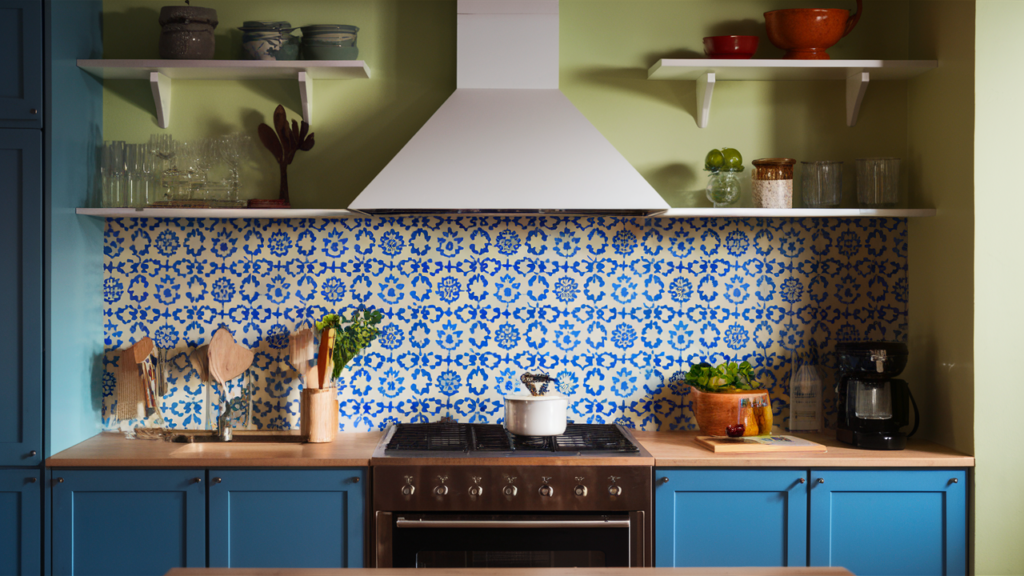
xmin=377 ymin=512 xmax=636 ymax=568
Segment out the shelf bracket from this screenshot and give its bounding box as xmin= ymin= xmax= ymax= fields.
xmin=298 ymin=71 xmax=312 ymax=125
xmin=149 ymin=72 xmax=171 ymax=129
xmin=696 ymin=72 xmax=715 ymax=128
xmin=846 ymin=71 xmax=869 ymax=127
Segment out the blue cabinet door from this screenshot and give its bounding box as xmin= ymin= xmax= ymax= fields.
xmin=209 ymin=469 xmax=365 ymax=568
xmin=52 ymin=470 xmax=206 ymax=576
xmin=0 ymin=129 xmax=42 ymax=467
xmin=809 ymin=469 xmax=967 ymax=576
xmin=654 ymin=469 xmax=808 ymax=567
xmin=0 ymin=469 xmax=41 ymax=576
xmin=0 ymin=1 xmax=42 ymax=126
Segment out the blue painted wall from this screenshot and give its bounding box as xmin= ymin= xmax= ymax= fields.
xmin=46 ymin=0 xmax=105 ymax=455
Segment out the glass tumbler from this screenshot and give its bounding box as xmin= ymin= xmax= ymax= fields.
xmin=101 ymin=141 xmax=126 ymax=208
xmin=801 ymin=161 xmax=843 ymax=208
xmin=856 ymin=157 xmax=902 ymax=208
xmin=125 ymin=144 xmax=145 ymax=208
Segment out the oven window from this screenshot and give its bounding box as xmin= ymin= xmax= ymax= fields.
xmin=391 ymin=514 xmax=629 ymax=568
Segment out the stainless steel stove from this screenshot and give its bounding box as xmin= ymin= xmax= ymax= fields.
xmin=370 ymin=423 xmax=653 ymax=568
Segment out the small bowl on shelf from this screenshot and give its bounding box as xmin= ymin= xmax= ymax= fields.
xmin=703 ymin=35 xmax=759 ymax=59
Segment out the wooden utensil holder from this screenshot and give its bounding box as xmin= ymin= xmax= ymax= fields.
xmin=301 ymin=388 xmax=338 ymax=443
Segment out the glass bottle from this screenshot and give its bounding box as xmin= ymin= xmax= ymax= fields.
xmin=706 ymin=171 xmax=742 ymax=207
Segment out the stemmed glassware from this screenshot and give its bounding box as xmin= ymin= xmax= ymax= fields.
xmin=101 ymin=141 xmax=126 ymax=208
xmin=219 ymin=133 xmax=250 ymax=203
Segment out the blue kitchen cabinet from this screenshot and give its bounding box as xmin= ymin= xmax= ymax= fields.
xmin=0 ymin=0 xmax=42 ymax=127
xmin=52 ymin=469 xmax=206 ymax=576
xmin=0 ymin=469 xmax=41 ymax=576
xmin=654 ymin=469 xmax=808 ymax=567
xmin=809 ymin=469 xmax=967 ymax=576
xmin=0 ymin=129 xmax=42 ymax=468
xmin=208 ymin=469 xmax=365 ymax=568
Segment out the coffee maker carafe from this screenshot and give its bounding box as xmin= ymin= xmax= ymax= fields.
xmin=835 ymin=342 xmax=919 ymax=450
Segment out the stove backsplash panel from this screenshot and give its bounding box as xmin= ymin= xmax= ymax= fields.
xmin=101 ymin=216 xmax=907 ymax=432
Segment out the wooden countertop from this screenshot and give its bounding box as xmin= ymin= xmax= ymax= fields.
xmin=46 ymin=431 xmax=382 ymax=468
xmin=631 ymin=431 xmax=975 ymax=468
xmin=166 ymin=568 xmax=853 ymax=576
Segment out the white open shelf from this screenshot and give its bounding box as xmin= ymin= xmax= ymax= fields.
xmin=78 ymin=59 xmax=371 ymax=128
xmin=77 ymin=207 xmax=934 ymax=219
xmin=647 ymin=59 xmax=938 ymax=128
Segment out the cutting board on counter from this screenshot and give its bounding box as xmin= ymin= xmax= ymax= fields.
xmin=695 ymin=435 xmax=827 ymax=453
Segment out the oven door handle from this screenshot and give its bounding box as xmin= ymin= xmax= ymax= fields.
xmin=395 ymin=518 xmax=631 ymax=529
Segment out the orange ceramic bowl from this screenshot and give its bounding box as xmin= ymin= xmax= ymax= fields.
xmin=703 ymin=35 xmax=759 ymax=59
xmin=764 ymin=0 xmax=862 ymax=60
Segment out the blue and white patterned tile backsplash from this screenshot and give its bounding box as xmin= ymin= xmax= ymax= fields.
xmin=102 ymin=216 xmax=908 ymax=432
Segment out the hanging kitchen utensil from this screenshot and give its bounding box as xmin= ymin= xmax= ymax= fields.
xmin=315 ymin=327 xmax=336 ymax=389
xmin=288 ymin=328 xmax=315 ymax=387
xmin=189 ymin=344 xmax=214 ymax=430
xmin=209 ymin=327 xmax=255 ymax=385
xmin=128 ymin=336 xmax=155 ymax=364
xmin=114 ymin=351 xmax=146 ymax=421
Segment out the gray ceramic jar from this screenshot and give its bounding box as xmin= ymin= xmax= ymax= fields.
xmin=159 ymin=6 xmax=218 ymax=59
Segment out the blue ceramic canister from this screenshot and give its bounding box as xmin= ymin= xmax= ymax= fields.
xmin=239 ymin=21 xmax=299 ymax=61
xmin=300 ymin=24 xmax=359 ymax=46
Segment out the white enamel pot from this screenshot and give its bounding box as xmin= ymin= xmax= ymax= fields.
xmin=504 ymin=393 xmax=569 ymax=436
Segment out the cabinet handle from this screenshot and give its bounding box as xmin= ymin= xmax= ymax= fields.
xmin=212 ymin=477 xmax=222 ymax=484
xmin=193 ymin=477 xmax=202 ymax=484
xmin=798 ymin=478 xmax=806 ymax=484
xmin=56 ymin=478 xmax=64 ymax=483
xmin=817 ymin=478 xmax=825 ymax=484
xmin=950 ymin=478 xmax=958 ymax=484
xmin=352 ymin=477 xmax=360 ymax=483
xmin=27 ymin=477 xmax=37 ymax=483
xmin=30 ymin=109 xmax=38 ymax=115
xmin=658 ymin=477 xmax=669 ymax=485
xmin=28 ymin=450 xmax=37 ymax=457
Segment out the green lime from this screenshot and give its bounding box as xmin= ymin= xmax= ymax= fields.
xmin=704 ymin=149 xmax=724 ymax=172
xmin=721 ymin=148 xmax=744 ymax=172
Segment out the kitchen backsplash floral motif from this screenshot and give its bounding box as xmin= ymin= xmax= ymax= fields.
xmin=102 ymin=216 xmax=908 ymax=432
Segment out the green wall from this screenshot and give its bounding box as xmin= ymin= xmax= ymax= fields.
xmin=102 ymin=0 xmax=914 ymax=209
xmin=975 ymin=2 xmax=1024 ymax=573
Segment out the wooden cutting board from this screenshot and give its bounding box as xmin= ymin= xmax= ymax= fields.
xmin=695 ymin=435 xmax=827 ymax=453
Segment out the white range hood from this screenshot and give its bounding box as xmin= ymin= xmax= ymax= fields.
xmin=348 ymin=0 xmax=669 ymax=216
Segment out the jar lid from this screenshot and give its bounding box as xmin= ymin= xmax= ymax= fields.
xmin=239 ymin=20 xmax=293 ymax=30
xmin=159 ymin=6 xmax=218 ymax=27
xmin=752 ymin=158 xmax=797 ymax=166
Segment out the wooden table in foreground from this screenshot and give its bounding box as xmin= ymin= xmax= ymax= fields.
xmin=166 ymin=568 xmax=854 ymax=576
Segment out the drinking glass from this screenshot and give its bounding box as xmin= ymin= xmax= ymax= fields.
xmin=149 ymin=134 xmax=180 ymax=201
xmin=219 ymin=133 xmax=250 ymax=203
xmin=800 ymin=161 xmax=843 ymax=208
xmin=125 ymin=144 xmax=145 ymax=208
xmin=176 ymin=140 xmax=201 ymax=201
xmin=140 ymin=143 xmax=158 ymax=207
xmin=856 ymin=157 xmax=902 ymax=208
xmin=101 ymin=141 xmax=126 ymax=208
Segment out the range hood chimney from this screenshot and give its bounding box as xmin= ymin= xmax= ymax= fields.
xmin=348 ymin=0 xmax=669 ymax=216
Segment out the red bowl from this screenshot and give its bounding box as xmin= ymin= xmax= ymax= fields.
xmin=703 ymin=35 xmax=759 ymax=59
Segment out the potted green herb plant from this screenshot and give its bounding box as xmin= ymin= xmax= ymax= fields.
xmin=685 ymin=361 xmax=773 ymax=437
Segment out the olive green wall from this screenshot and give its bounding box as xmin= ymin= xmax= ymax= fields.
xmin=102 ymin=0 xmax=913 ymax=209
xmin=974 ymin=2 xmax=1024 ymax=573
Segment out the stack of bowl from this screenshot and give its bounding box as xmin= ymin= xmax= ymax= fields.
xmin=300 ymin=25 xmax=359 ymax=60
xmin=239 ymin=21 xmax=299 ymax=61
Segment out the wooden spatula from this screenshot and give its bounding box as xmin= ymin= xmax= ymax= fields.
xmin=209 ymin=327 xmax=255 ymax=385
xmin=189 ymin=344 xmax=210 ymax=382
xmin=289 ymin=328 xmax=315 ymax=386
xmin=316 ymin=327 xmax=336 ymax=389
xmin=128 ymin=336 xmax=155 ymax=364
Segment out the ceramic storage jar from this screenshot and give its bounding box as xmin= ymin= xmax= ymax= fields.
xmin=752 ymin=158 xmax=796 ymax=209
xmin=158 ymin=6 xmax=218 ymax=59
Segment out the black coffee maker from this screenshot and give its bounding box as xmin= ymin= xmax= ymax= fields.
xmin=835 ymin=341 xmax=919 ymax=450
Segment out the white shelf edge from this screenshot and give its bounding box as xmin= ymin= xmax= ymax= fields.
xmin=78 ymin=59 xmax=371 ymax=128
xmin=77 ymin=207 xmax=935 ymax=219
xmin=76 ymin=208 xmax=359 ymax=219
xmin=647 ymin=59 xmax=938 ymax=128
xmin=657 ymin=208 xmax=936 ymax=218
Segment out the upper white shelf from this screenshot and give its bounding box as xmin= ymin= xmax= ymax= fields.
xmin=647 ymin=59 xmax=938 ymax=128
xmin=76 ymin=207 xmax=934 ymax=219
xmin=77 ymin=59 xmax=371 ymax=128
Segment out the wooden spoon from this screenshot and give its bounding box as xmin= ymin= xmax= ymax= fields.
xmin=316 ymin=327 xmax=336 ymax=389
xmin=288 ymin=328 xmax=315 ymax=386
xmin=188 ymin=344 xmax=210 ymax=382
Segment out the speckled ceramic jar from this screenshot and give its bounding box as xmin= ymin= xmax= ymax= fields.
xmin=752 ymin=158 xmax=796 ymax=209
xmin=159 ymin=6 xmax=218 ymax=59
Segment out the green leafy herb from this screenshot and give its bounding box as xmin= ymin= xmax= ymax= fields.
xmin=684 ymin=361 xmax=762 ymax=393
xmin=316 ymin=307 xmax=385 ymax=381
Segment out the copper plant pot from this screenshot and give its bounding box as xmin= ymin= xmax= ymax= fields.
xmin=689 ymin=387 xmax=773 ymax=437
xmin=764 ymin=0 xmax=862 ymax=60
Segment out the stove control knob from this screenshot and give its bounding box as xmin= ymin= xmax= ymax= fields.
xmin=402 ymin=475 xmax=416 ymax=496
xmin=503 ymin=485 xmax=518 ymax=497
xmin=469 ymin=485 xmax=484 ymax=497
xmin=574 ymin=485 xmax=588 ymax=497
xmin=538 ymin=485 xmax=554 ymax=498
xmin=434 ymin=485 xmax=449 ymax=496
xmin=608 ymin=476 xmax=622 ymax=497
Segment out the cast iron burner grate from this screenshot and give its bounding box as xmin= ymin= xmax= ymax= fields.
xmin=385 ymin=423 xmax=639 ymax=453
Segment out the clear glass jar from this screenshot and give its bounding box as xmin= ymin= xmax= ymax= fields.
xmin=705 ymin=171 xmax=742 ymax=207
